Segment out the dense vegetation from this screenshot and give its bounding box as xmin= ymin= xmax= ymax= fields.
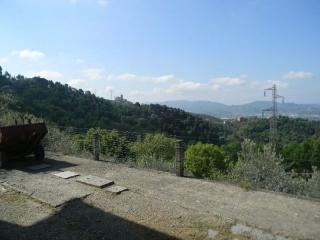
xmin=282 ymin=139 xmax=320 ymax=172
xmin=184 ymin=143 xmax=226 ymax=178
xmin=232 ymin=140 xmax=319 ymax=198
xmin=227 ymin=116 xmax=320 ymax=145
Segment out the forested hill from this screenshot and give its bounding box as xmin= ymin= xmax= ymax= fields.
xmin=0 ymin=67 xmax=223 ymax=143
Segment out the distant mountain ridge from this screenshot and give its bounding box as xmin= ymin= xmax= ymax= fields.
xmin=160 ymin=100 xmax=320 ymax=120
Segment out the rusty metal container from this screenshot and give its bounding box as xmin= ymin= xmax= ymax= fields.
xmin=0 ymin=123 xmax=48 ymax=167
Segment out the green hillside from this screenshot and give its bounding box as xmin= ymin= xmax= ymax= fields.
xmin=0 ymin=66 xmax=223 ymax=144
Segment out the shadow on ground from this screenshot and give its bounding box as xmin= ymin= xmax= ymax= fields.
xmin=0 ymin=198 xmax=177 ymax=240
xmin=3 ymin=157 xmax=77 ymax=174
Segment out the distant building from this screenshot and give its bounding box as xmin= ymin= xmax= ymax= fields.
xmin=236 ymin=116 xmax=246 ymax=123
xmin=114 ymin=94 xmax=127 ymax=103
xmin=221 ymin=118 xmax=231 ymax=125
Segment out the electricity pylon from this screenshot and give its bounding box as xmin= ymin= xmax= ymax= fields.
xmin=262 ymin=84 xmax=284 ymax=146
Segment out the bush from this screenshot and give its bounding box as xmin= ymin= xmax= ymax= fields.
xmin=282 ymin=139 xmax=320 ymax=172
xmin=130 ymin=133 xmax=175 ymax=166
xmin=184 ymin=143 xmax=227 ymax=178
xmin=44 ymin=126 xmax=79 ymax=154
xmin=74 ymin=128 xmax=130 ymax=161
xmin=305 ymin=167 xmax=320 ymax=199
xmin=221 ymin=141 xmax=241 ymax=168
xmin=99 ymin=129 xmax=130 ymax=161
xmin=233 ymin=139 xmax=307 ymax=194
xmin=73 ymin=134 xmax=86 ymax=151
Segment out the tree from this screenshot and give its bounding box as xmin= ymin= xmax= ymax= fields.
xmin=130 ymin=133 xmax=175 ymax=163
xmin=0 ymin=92 xmax=16 ymax=113
xmin=282 ymin=139 xmax=320 ymax=172
xmin=282 ymin=143 xmax=307 ymax=172
xmin=221 ymin=141 xmax=241 ymax=168
xmin=233 ymin=139 xmax=306 ymax=194
xmin=75 ymin=128 xmax=130 ymax=161
xmin=185 ymin=143 xmax=226 ymax=178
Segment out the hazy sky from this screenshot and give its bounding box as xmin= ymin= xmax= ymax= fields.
xmin=0 ymin=0 xmax=319 ymax=104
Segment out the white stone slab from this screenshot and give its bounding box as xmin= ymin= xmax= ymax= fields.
xmin=105 ymin=185 xmax=128 ymax=194
xmin=0 ymin=185 xmax=7 ymax=193
xmin=53 ymin=171 xmax=79 ymax=179
xmin=76 ymin=175 xmax=114 ymax=188
xmin=27 ymin=163 xmax=51 ymax=170
xmin=1 ymin=169 xmax=94 ymax=207
xmin=207 ymin=229 xmax=218 ymax=239
xmin=231 ymin=224 xmax=276 ymax=240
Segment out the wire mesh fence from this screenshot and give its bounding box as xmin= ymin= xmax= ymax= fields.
xmin=42 ymin=125 xmax=181 ymax=173
xmin=41 ymin=124 xmax=320 ymax=199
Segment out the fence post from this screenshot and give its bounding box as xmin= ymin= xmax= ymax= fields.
xmin=175 ymin=139 xmax=184 ymax=177
xmin=93 ymin=133 xmax=100 ymax=161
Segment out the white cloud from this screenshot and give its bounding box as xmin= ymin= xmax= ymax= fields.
xmin=283 ymin=71 xmax=313 ymax=80
xmin=105 ymin=86 xmax=114 ymax=92
xmin=156 ymin=75 xmax=176 ymax=83
xmin=66 ymin=0 xmax=109 ymax=7
xmin=12 ymin=49 xmax=45 ymax=60
xmin=103 ymin=86 xmax=115 ymax=99
xmin=75 ymin=58 xmax=84 ymax=64
xmin=121 ymin=75 xmax=248 ymax=95
xmin=250 ymin=81 xmax=262 ymax=89
xmin=166 ymin=80 xmax=206 ymax=93
xmin=68 ymin=78 xmax=87 ymax=87
xmin=67 ymin=0 xmax=78 ymax=4
xmin=0 ymin=57 xmax=8 ymax=64
xmin=32 ymin=70 xmax=63 ymax=79
xmin=82 ymin=68 xmax=105 ymax=80
xmin=112 ymin=73 xmax=135 ymax=81
xmin=97 ymin=0 xmax=109 ymax=7
xmin=270 ymin=80 xmax=288 ymax=89
xmin=85 ymin=72 xmax=253 ymax=103
xmin=210 ymin=76 xmax=247 ymax=90
xmin=107 ymin=73 xmax=177 ymax=84
xmin=128 ymin=88 xmax=165 ymax=97
xmin=250 ymin=80 xmax=288 ymax=89
xmin=211 ymin=76 xmax=246 ymax=86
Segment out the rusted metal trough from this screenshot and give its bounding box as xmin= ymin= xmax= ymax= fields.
xmin=0 ymin=123 xmax=48 ymax=168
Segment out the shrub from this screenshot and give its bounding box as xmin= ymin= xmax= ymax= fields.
xmin=44 ymin=126 xmax=79 ymax=154
xmin=282 ymin=139 xmax=320 ymax=172
xmin=184 ymin=143 xmax=227 ymax=178
xmin=305 ymin=167 xmax=320 ymax=199
xmin=130 ymin=133 xmax=175 ymax=166
xmin=221 ymin=141 xmax=241 ymax=168
xmin=233 ymin=139 xmax=306 ymax=194
xmin=74 ymin=128 xmax=130 ymax=161
xmin=73 ymin=134 xmax=86 ymax=151
xmin=99 ymin=129 xmax=130 ymax=161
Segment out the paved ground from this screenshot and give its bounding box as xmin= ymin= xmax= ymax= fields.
xmin=0 ymin=152 xmax=320 ymax=240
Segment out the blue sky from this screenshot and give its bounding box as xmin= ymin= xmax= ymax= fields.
xmin=0 ymin=0 xmax=319 ymax=104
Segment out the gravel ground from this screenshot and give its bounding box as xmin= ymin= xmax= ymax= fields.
xmin=1 ymin=152 xmax=320 ymax=240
